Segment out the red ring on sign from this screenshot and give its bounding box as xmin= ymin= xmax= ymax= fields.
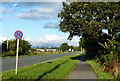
xmin=14 ymin=30 xmax=23 ymax=39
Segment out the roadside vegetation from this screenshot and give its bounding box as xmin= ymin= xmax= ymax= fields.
xmin=58 ymin=2 xmax=120 ymax=79
xmin=1 ymin=2 xmax=120 ymax=80
xmin=1 ymin=39 xmax=80 ymax=58
xmin=86 ymin=60 xmax=114 ymax=79
xmin=2 ymin=54 xmax=80 ymax=80
xmin=2 ymin=39 xmax=31 ymax=57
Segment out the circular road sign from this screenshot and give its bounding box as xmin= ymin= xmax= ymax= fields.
xmin=14 ymin=30 xmax=23 ymax=39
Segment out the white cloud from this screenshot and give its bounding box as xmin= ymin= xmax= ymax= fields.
xmin=0 ymin=8 xmax=13 ymax=14
xmin=0 ymin=35 xmax=79 ymax=47
xmin=0 ymin=37 xmax=7 ymax=43
xmin=0 ymin=17 xmax=2 ymax=21
xmin=24 ymin=8 xmax=55 ymax=13
xmin=1 ymin=0 xmax=65 ymax=2
xmin=29 ymin=35 xmax=79 ymax=47
xmin=24 ymin=38 xmax=30 ymax=41
xmin=17 ymin=2 xmax=62 ymax=20
xmin=44 ymin=23 xmax=59 ymax=28
xmin=17 ymin=8 xmax=57 ymax=20
xmin=2 ymin=2 xmax=63 ymax=20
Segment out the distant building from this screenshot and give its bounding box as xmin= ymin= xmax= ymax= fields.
xmin=36 ymin=48 xmax=58 ymax=52
xmin=46 ymin=49 xmax=57 ymax=52
xmin=36 ymin=49 xmax=45 ymax=52
xmin=68 ymin=48 xmax=74 ymax=52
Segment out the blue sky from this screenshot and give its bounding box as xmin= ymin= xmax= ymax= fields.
xmin=0 ymin=2 xmax=80 ymax=47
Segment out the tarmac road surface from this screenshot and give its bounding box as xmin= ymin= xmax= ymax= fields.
xmin=2 ymin=52 xmax=79 ymax=72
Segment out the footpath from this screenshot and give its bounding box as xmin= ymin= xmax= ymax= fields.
xmin=67 ymin=54 xmax=97 ymax=79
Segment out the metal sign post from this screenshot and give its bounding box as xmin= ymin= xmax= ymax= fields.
xmin=15 ymin=39 xmax=19 ymax=74
xmin=14 ymin=30 xmax=23 ymax=74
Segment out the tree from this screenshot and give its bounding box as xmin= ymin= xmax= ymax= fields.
xmin=60 ymin=43 xmax=69 ymax=52
xmin=58 ymin=2 xmax=120 ymax=58
xmin=74 ymin=47 xmax=80 ymax=51
xmin=69 ymin=46 xmax=74 ymax=51
xmin=2 ymin=39 xmax=31 ymax=57
xmin=58 ymin=2 xmax=120 ymax=39
xmin=104 ymin=33 xmax=120 ymax=54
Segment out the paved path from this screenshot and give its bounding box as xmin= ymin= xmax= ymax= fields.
xmin=2 ymin=52 xmax=79 ymax=72
xmin=67 ymin=62 xmax=97 ymax=79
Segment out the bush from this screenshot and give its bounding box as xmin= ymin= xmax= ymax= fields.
xmin=2 ymin=39 xmax=31 ymax=57
xmin=95 ymin=53 xmax=118 ymax=65
xmin=2 ymin=51 xmax=15 ymax=57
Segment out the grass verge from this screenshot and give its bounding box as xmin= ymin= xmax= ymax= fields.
xmin=86 ymin=60 xmax=115 ymax=79
xmin=2 ymin=53 xmax=80 ymax=80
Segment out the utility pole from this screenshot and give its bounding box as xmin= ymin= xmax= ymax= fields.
xmin=7 ymin=38 xmax=8 ymax=50
xmin=81 ymin=47 xmax=82 ymax=54
xmin=6 ymin=3 xmax=18 ymax=50
xmin=7 ymin=26 xmax=9 ymax=50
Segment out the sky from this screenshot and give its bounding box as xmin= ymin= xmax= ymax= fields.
xmin=0 ymin=1 xmax=80 ymax=47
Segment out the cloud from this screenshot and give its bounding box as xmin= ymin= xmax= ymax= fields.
xmin=0 ymin=8 xmax=13 ymax=21
xmin=2 ymin=2 xmax=63 ymax=7
xmin=0 ymin=37 xmax=7 ymax=43
xmin=0 ymin=35 xmax=79 ymax=47
xmin=24 ymin=38 xmax=30 ymax=41
xmin=16 ymin=2 xmax=62 ymax=20
xmin=0 ymin=8 xmax=13 ymax=14
xmin=0 ymin=17 xmax=2 ymax=21
xmin=2 ymin=2 xmax=63 ymax=20
xmin=44 ymin=23 xmax=59 ymax=28
xmin=17 ymin=7 xmax=58 ymax=20
xmin=17 ymin=2 xmax=61 ymax=8
xmin=30 ymin=35 xmax=79 ymax=47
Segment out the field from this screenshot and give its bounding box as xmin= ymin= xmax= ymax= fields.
xmin=2 ymin=53 xmax=80 ymax=80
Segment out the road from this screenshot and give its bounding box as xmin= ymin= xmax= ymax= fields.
xmin=2 ymin=52 xmax=79 ymax=72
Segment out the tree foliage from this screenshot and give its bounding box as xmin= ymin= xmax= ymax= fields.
xmin=58 ymin=2 xmax=120 ymax=58
xmin=58 ymin=2 xmax=120 ymax=39
xmin=69 ymin=46 xmax=74 ymax=50
xmin=60 ymin=43 xmax=69 ymax=52
xmin=2 ymin=39 xmax=31 ymax=57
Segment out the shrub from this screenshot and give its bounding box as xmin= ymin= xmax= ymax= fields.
xmin=2 ymin=51 xmax=15 ymax=57
xmin=2 ymin=39 xmax=31 ymax=57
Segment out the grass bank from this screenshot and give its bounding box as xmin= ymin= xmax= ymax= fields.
xmin=2 ymin=53 xmax=80 ymax=80
xmin=86 ymin=60 xmax=115 ymax=79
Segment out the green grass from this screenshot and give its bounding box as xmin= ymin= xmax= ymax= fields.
xmin=86 ymin=60 xmax=115 ymax=79
xmin=2 ymin=53 xmax=80 ymax=80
